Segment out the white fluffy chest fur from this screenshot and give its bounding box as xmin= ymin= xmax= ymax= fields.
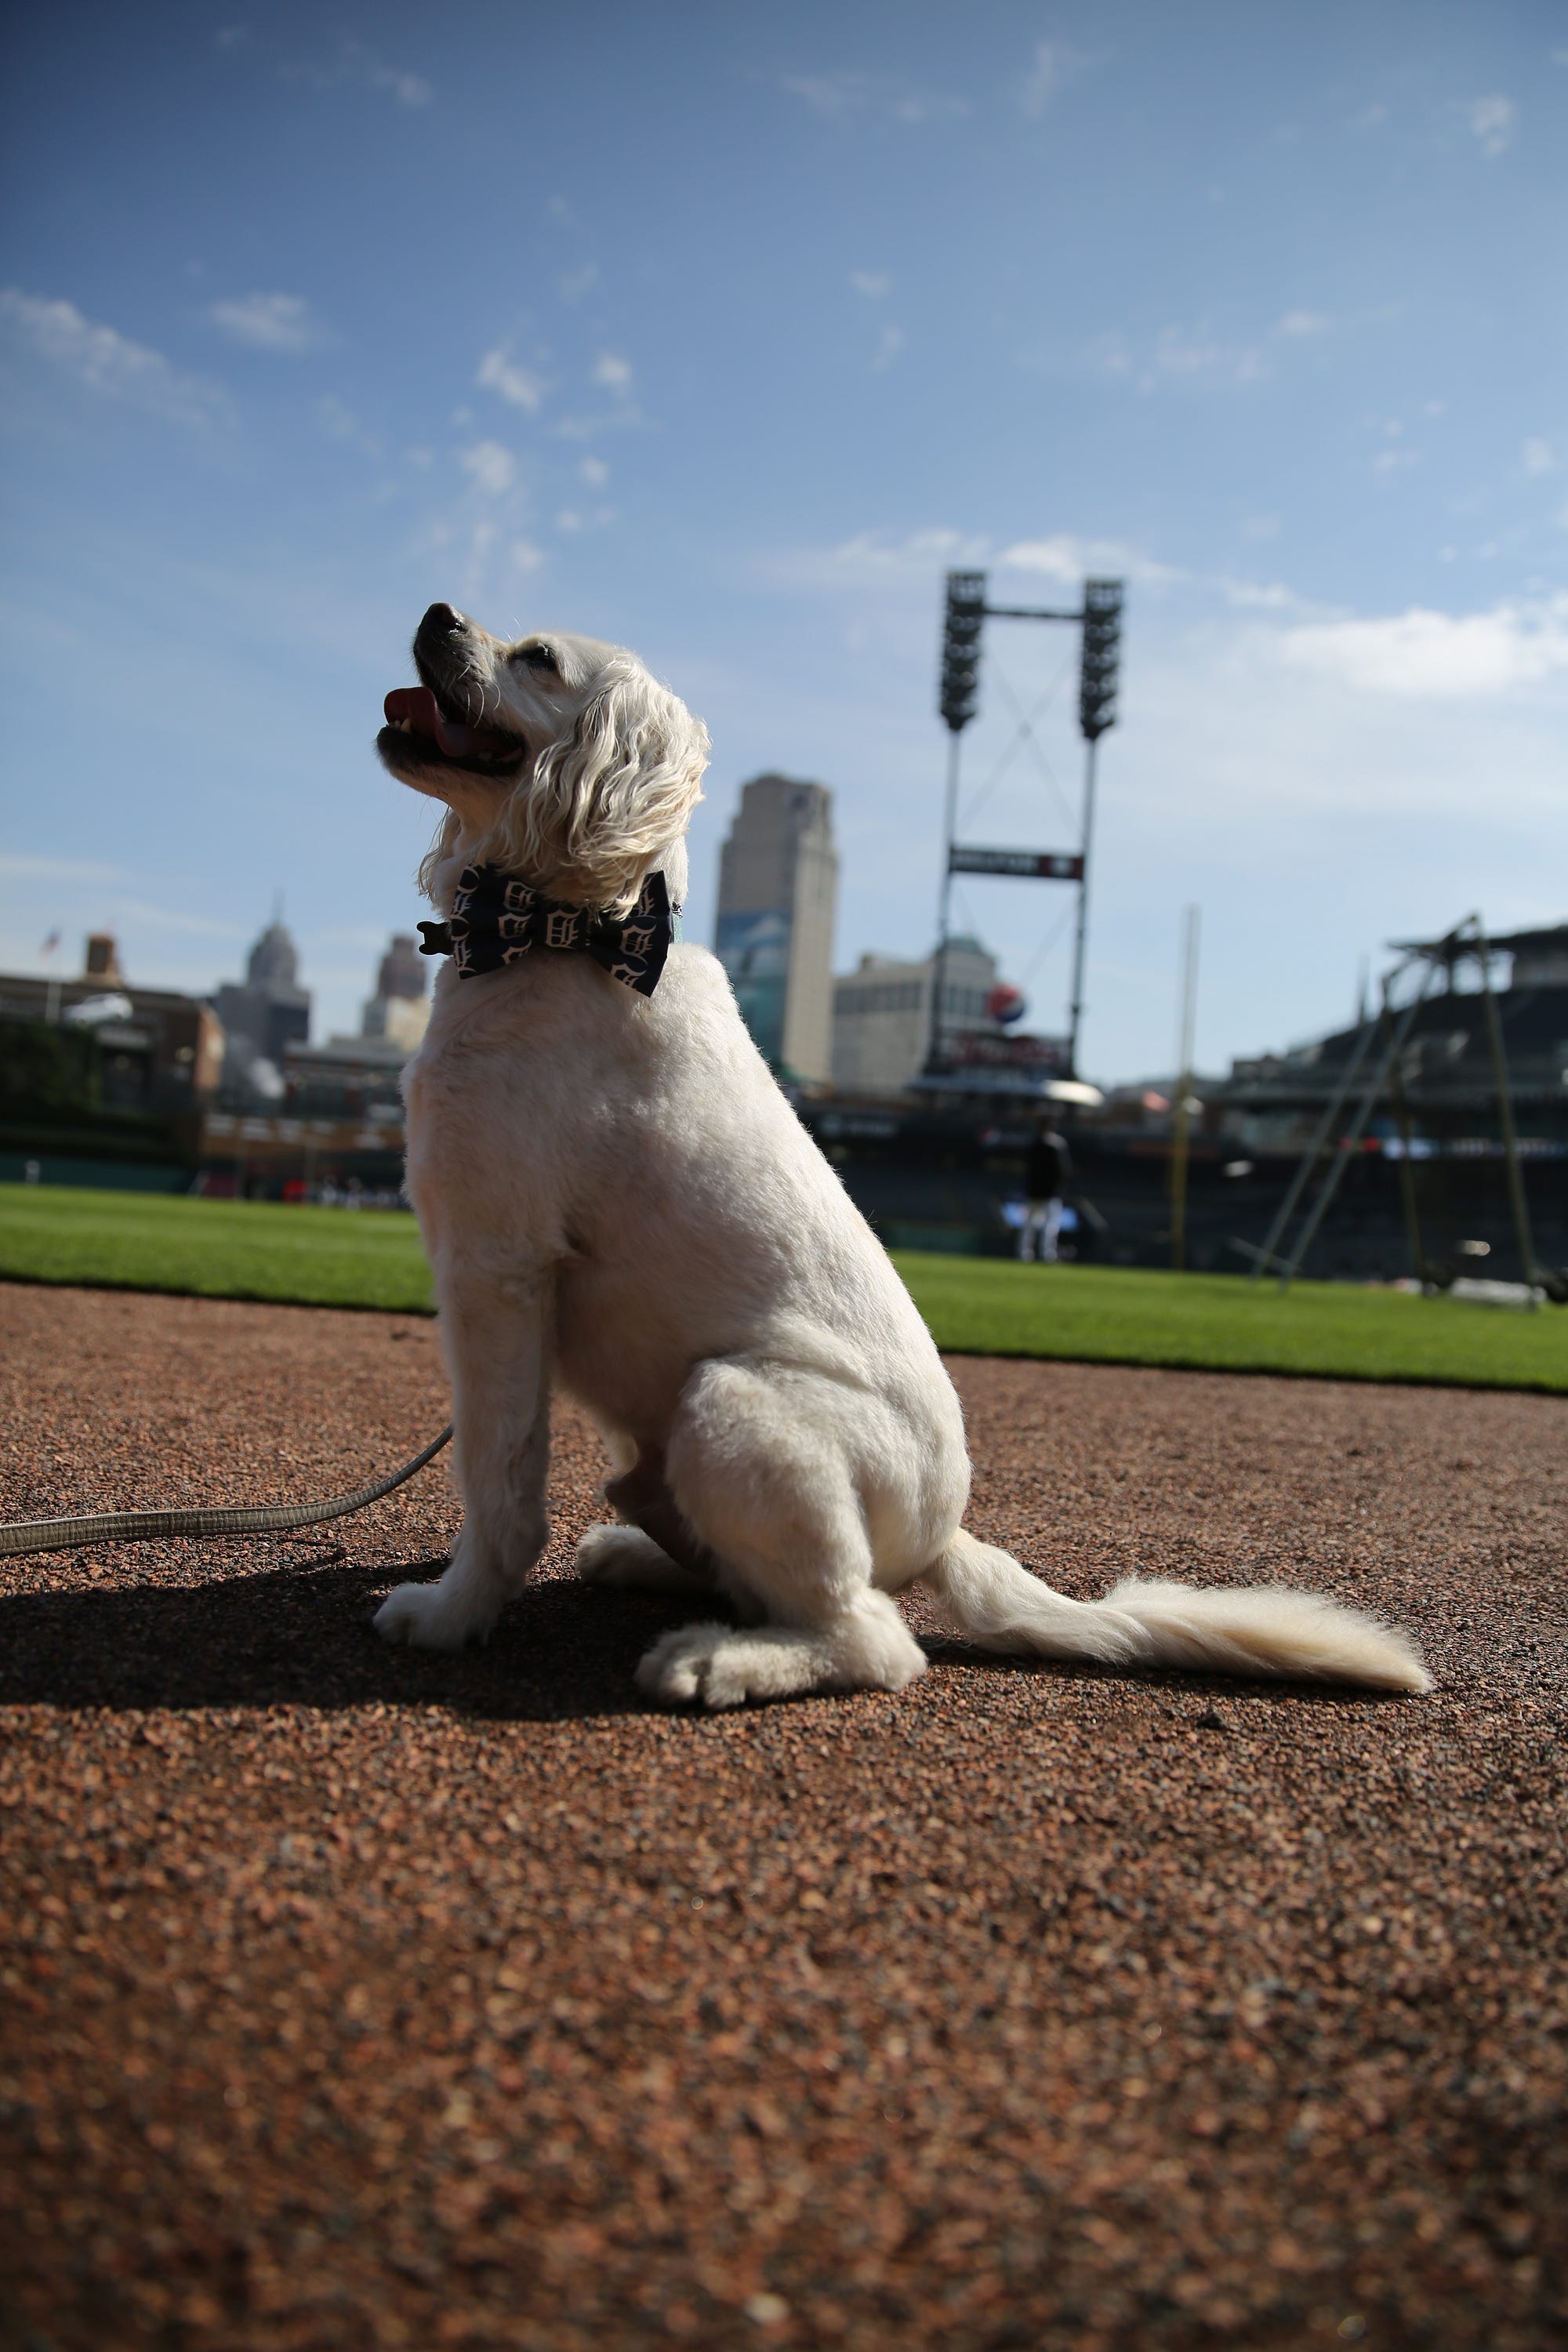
xmin=401 ymin=941 xmax=962 ymax=1462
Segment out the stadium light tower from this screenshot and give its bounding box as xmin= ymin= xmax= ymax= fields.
xmin=1067 ymin=579 xmax=1123 ymax=1077
xmin=926 ymin=574 xmax=988 ymax=1073
xmin=927 ymin=568 xmax=1124 ymax=1081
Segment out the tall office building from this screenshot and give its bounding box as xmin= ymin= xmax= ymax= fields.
xmin=714 ymin=774 xmax=838 ymax=1082
xmin=212 ymin=913 xmax=311 ymax=1081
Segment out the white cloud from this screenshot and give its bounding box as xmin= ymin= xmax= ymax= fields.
xmin=209 ymin=291 xmax=325 ymax=353
xmin=1150 ymin=325 xmax=1269 ymax=387
xmin=1279 ymin=596 xmax=1568 ymax=698
xmin=1000 ymin=533 xmax=1182 ymax=593
xmin=107 ymin=896 xmax=246 ymax=940
xmin=477 ymin=346 xmax=546 ymax=412
xmin=870 ymin=325 xmax=905 ymax=371
xmin=1020 ymin=42 xmax=1061 ymax=117
xmin=764 ymin=526 xmax=989 ymax=592
xmin=276 ymin=35 xmax=431 ymax=108
xmin=849 ymin=270 xmax=891 ymax=299
xmin=0 ymin=289 xmax=234 ymax=430
xmin=554 ymin=413 xmax=623 ymax=441
xmin=591 ymin=352 xmax=633 ymax=394
xmin=579 ymin=455 xmax=609 ymax=487
xmin=315 ymin=394 xmax=360 ymax=440
xmin=1018 ymin=40 xmax=1084 ymax=118
xmin=459 ymin=440 xmax=517 ymax=498
xmin=1215 ymin=578 xmax=1299 ymax=612
xmin=0 ymin=854 xmax=244 ymax=951
xmin=313 ymin=394 xmax=380 ymax=458
xmin=1522 ymin=437 xmax=1557 ymax=477
xmin=1465 ymin=94 xmax=1514 ymax=157
xmin=367 ymin=62 xmax=431 ymax=108
xmin=557 ymin=263 xmax=600 ymax=302
xmin=1083 ymin=313 xmax=1335 ymax=391
xmin=1019 ymin=39 xmax=1093 ymax=116
xmin=781 ymin=71 xmax=968 ymax=125
xmin=510 ymin=539 xmax=544 ymax=572
xmin=0 ymin=851 xmax=126 ymax=886
xmin=768 ymin=524 xmax=1297 ymax=615
xmin=1079 ymin=331 xmax=1133 ymax=378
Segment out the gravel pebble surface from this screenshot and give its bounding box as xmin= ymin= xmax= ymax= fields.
xmin=1 ymin=1281 xmax=1563 ymax=2352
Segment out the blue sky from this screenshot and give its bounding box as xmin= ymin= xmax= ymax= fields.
xmin=2 ymin=0 xmax=1564 ymax=1079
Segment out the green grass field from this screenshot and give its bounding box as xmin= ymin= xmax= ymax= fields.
xmin=0 ymin=1187 xmax=434 ymax=1314
xmin=1 ymin=1182 xmax=1564 ymax=1392
xmin=899 ymin=1253 xmax=1566 ymax=1392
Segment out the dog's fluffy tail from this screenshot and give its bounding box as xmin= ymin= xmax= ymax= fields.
xmin=920 ymin=1529 xmax=1430 ymax=1693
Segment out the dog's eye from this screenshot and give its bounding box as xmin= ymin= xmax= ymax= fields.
xmin=520 ymin=644 xmax=558 ymax=674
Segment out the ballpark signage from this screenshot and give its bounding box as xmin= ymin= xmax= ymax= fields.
xmin=947 ymin=1030 xmax=1073 ymax=1073
xmin=949 ymin=845 xmax=1085 ymax=881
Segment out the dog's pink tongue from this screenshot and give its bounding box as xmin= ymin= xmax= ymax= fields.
xmin=383 ymin=685 xmax=511 ymax=759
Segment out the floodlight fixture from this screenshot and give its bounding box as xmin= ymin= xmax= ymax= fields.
xmin=938 ymin=570 xmax=987 ymax=734
xmin=1078 ymin=578 xmax=1123 ymax=742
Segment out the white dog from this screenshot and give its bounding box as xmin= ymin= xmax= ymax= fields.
xmin=372 ymin=604 xmax=1430 ymax=1707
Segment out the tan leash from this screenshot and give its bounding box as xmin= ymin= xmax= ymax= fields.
xmin=0 ymin=1424 xmax=452 ymax=1559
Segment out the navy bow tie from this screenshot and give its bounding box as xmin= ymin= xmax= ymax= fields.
xmin=417 ymin=866 xmax=675 ymax=997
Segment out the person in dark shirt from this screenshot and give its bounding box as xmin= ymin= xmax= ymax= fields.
xmin=1018 ymin=1116 xmax=1072 ymax=1262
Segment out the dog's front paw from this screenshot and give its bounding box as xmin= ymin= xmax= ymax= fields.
xmin=373 ymin=1579 xmax=492 ymax=1651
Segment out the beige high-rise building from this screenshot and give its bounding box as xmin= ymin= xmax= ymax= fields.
xmin=361 ymin=932 xmax=430 ymax=1054
xmin=831 ymin=937 xmax=1000 ymax=1096
xmin=713 ymin=774 xmax=838 ymax=1082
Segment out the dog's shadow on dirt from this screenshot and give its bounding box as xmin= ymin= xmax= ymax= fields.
xmin=0 ymin=1552 xmax=1416 ymax=1723
xmin=0 ymin=1553 xmax=710 ymax=1721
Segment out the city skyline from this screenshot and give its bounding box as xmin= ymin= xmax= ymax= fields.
xmin=2 ymin=2 xmax=1564 ymax=1078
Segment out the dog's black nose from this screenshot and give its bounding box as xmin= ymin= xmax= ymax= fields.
xmin=420 ymin=601 xmax=467 ymax=639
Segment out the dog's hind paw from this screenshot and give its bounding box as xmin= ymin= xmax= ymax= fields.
xmin=637 ymin=1599 xmax=928 ymax=1710
xmin=636 ymin=1622 xmax=757 ymax=1708
xmin=576 ymin=1523 xmax=706 ymax=1594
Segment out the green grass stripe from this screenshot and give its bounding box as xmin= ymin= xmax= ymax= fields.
xmin=0 ymin=1186 xmax=435 ymax=1315
xmin=2 ymin=1185 xmax=1564 ymax=1391
xmin=894 ymin=1254 xmax=1568 ymax=1393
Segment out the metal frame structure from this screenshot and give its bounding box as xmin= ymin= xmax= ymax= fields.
xmin=1257 ymin=915 xmax=1541 ymax=1301
xmin=927 ymin=571 xmax=1123 ymax=1080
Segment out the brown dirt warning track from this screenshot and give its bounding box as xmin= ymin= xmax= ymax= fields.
xmin=0 ymin=1280 xmax=1563 ymax=2352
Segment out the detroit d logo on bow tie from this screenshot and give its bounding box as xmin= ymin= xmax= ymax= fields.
xmin=418 ymin=866 xmax=675 ymax=998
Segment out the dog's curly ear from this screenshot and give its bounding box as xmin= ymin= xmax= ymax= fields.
xmin=517 ymin=662 xmax=710 ymax=909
